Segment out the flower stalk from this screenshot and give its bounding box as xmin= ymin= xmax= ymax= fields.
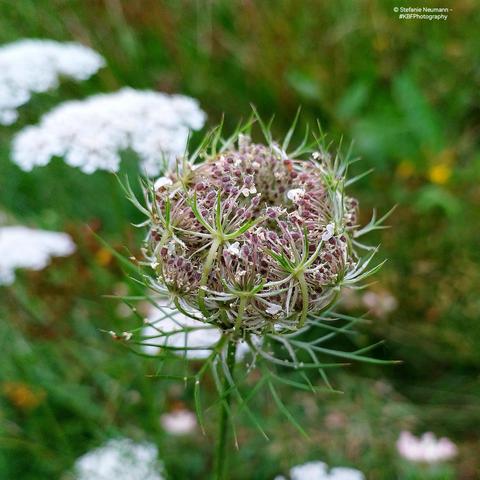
xmin=214 ymin=338 xmax=237 ymax=480
xmin=198 ymin=237 xmax=222 ymax=316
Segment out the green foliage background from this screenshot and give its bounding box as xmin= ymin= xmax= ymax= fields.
xmin=0 ymin=0 xmax=479 ymax=478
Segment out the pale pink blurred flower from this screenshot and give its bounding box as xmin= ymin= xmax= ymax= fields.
xmin=160 ymin=409 xmax=196 ymax=435
xmin=396 ymin=431 xmax=458 ymax=463
xmin=324 ymin=410 xmax=347 ymax=430
xmin=362 ymin=289 xmax=397 ymax=318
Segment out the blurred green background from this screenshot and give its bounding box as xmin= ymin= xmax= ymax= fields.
xmin=0 ymin=0 xmax=479 ymax=478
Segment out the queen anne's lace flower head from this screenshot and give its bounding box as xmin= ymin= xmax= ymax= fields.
xmin=0 ymin=39 xmax=104 ymax=125
xmin=0 ymin=226 xmax=75 ymax=285
xmin=145 ymin=132 xmax=362 ymax=337
xmin=73 ymin=438 xmax=165 ymax=480
xmin=11 ymin=88 xmax=206 ymax=175
xmin=124 ymin=116 xmax=389 ymax=435
xmin=396 ymin=431 xmax=458 ymax=463
xmin=275 ymin=461 xmax=365 ymax=480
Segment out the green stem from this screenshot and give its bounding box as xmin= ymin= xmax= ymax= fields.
xmin=214 ymin=339 xmax=237 ymax=480
xmin=297 ymin=271 xmax=309 ymax=327
xmin=198 ymin=238 xmax=221 ymax=315
xmin=234 ymin=295 xmax=247 ymax=332
xmin=158 ymin=230 xmax=170 ymax=250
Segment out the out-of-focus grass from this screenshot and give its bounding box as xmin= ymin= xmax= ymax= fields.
xmin=0 ymin=0 xmax=479 ymax=478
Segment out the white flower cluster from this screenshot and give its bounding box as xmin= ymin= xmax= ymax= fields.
xmin=0 ymin=226 xmax=76 ymax=285
xmin=0 ymin=39 xmax=104 ymax=125
xmin=73 ymin=438 xmax=165 ymax=480
xmin=12 ymin=88 xmax=206 ymax=175
xmin=142 ymin=305 xmax=256 ymax=360
xmin=397 ymin=431 xmax=458 ymax=463
xmin=275 ymin=461 xmax=365 ymax=480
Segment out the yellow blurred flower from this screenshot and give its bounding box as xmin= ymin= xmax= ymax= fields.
xmin=95 ymin=247 xmax=113 ymax=266
xmin=428 ymin=163 xmax=452 ymax=185
xmin=2 ymin=382 xmax=46 ymax=410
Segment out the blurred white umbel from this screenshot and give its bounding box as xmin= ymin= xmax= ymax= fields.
xmin=0 ymin=226 xmax=75 ymax=285
xmin=141 ymin=304 xmax=256 ymax=360
xmin=0 ymin=39 xmax=104 ymax=125
xmin=12 ymin=88 xmax=206 ymax=175
xmin=73 ymin=438 xmax=165 ymax=480
xmin=275 ymin=461 xmax=365 ymax=480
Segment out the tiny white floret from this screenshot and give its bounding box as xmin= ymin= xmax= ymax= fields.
xmin=266 ymin=303 xmax=283 ymax=316
xmin=226 ymin=241 xmax=241 ymax=256
xmin=241 ymin=185 xmax=257 ymax=197
xmin=154 ymin=177 xmax=173 ymax=190
xmin=287 ymin=188 xmax=305 ymax=203
xmin=321 ymin=223 xmax=335 ymax=242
